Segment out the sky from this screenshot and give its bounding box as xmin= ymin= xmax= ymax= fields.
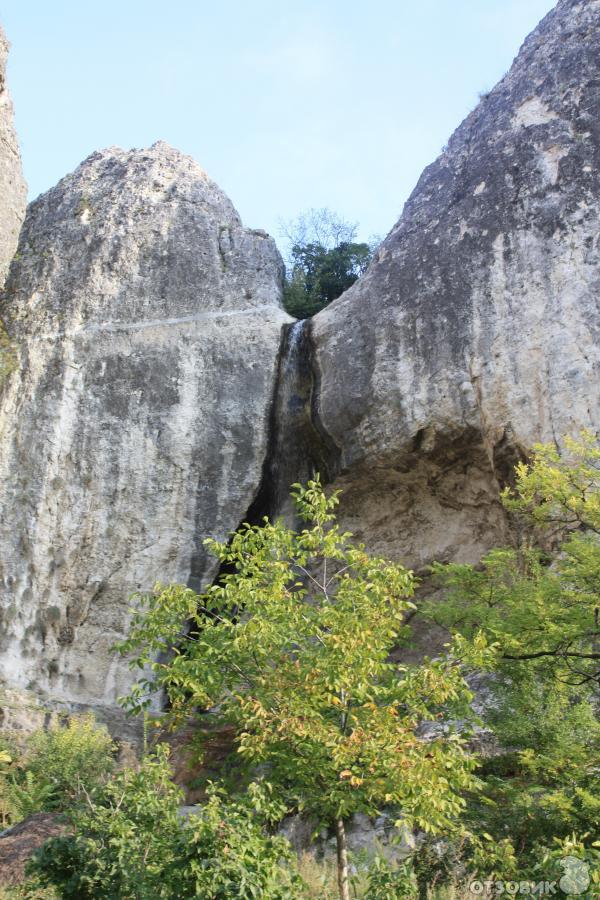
xmin=2 ymin=0 xmax=556 ymax=247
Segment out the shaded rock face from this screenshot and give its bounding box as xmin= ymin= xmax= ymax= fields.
xmin=0 ymin=143 xmax=289 ymax=727
xmin=0 ymin=812 xmax=68 ymax=885
xmin=0 ymin=27 xmax=27 ymax=285
xmin=311 ymin=0 xmax=600 ymax=570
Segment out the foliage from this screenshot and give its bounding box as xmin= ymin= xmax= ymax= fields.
xmin=0 ymin=715 xmax=115 ymax=826
xmin=538 ymin=832 xmax=600 ymax=899
xmin=18 ymin=443 xmax=600 ymax=895
xmin=23 ymin=714 xmax=115 ymax=810
xmin=364 ymin=855 xmax=418 ymax=899
xmin=283 ymin=241 xmax=372 ymax=318
xmin=180 ymin=783 xmax=303 ymax=899
xmin=425 ymin=431 xmax=600 ymax=688
xmin=280 ymin=208 xmax=374 ymax=318
xmin=0 ymin=886 xmax=59 ymax=899
xmin=295 ymin=852 xmax=340 ymax=899
xmin=419 ymin=433 xmax=600 ymax=884
xmin=6 ymin=770 xmax=57 ymax=821
xmin=117 ymin=477 xmax=490 ymax=896
xmin=459 ymin=679 xmax=600 ymax=880
xmin=502 ymin=430 xmax=600 ymax=532
xmin=0 ymin=742 xmax=20 ymax=825
xmin=27 ymin=746 xmax=302 ymax=900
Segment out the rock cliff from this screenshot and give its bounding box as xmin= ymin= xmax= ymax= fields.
xmin=0 ymin=27 xmax=26 ymax=285
xmin=1 ymin=0 xmax=599 ymax=726
xmin=0 ymin=143 xmax=289 ymax=727
xmin=311 ymin=0 xmax=600 ymax=570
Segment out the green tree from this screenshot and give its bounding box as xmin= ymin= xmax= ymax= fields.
xmin=425 ymin=432 xmax=600 ymax=686
xmin=280 ymin=208 xmax=374 ymax=318
xmin=118 ymin=479 xmax=487 ymax=900
xmin=420 ymin=433 xmax=600 ymax=886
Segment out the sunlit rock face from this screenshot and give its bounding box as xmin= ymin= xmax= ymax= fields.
xmin=1 ymin=0 xmax=600 ymax=729
xmin=311 ymin=0 xmax=600 ymax=572
xmin=0 ymin=143 xmax=289 ymax=727
xmin=0 ymin=27 xmax=26 ymax=285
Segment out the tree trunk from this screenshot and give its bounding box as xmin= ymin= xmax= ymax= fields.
xmin=335 ymin=817 xmax=350 ymax=900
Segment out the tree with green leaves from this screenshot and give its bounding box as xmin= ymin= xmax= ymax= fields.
xmin=280 ymin=208 xmax=374 ymax=319
xmin=420 ymin=432 xmax=600 ymax=888
xmin=117 ymin=479 xmax=487 ymax=900
xmin=425 ymin=431 xmax=600 ymax=686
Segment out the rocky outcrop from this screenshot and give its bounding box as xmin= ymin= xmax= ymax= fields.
xmin=311 ymin=0 xmax=600 ymax=570
xmin=0 ymin=812 xmax=68 ymax=885
xmin=0 ymin=27 xmax=26 ymax=285
xmin=0 ymin=143 xmax=289 ymax=728
xmin=1 ymin=0 xmax=599 ymax=726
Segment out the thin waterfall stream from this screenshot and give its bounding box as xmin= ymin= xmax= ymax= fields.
xmin=246 ymin=318 xmax=339 ymax=524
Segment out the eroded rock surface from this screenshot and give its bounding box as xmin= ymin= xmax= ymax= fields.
xmin=312 ymin=0 xmax=600 ymax=570
xmin=0 ymin=143 xmax=289 ymax=726
xmin=1 ymin=0 xmax=599 ymax=726
xmin=0 ymin=27 xmax=26 ymax=284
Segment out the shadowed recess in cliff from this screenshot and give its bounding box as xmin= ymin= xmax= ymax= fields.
xmin=180 ymin=319 xmax=341 ymax=715
xmin=244 ymin=318 xmax=341 ymax=526
xmin=187 ymin=318 xmax=341 ymax=594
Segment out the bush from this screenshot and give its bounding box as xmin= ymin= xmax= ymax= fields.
xmin=365 ymin=856 xmax=419 ymax=899
xmin=0 ymin=714 xmax=115 ymax=825
xmin=28 ymin=746 xmax=304 ymax=899
xmin=280 ymin=208 xmax=374 ymax=318
xmin=282 ymin=240 xmax=372 ymax=318
xmin=24 ymin=714 xmax=115 ymax=810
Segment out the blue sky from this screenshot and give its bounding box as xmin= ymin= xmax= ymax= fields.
xmin=2 ymin=0 xmax=555 ymax=245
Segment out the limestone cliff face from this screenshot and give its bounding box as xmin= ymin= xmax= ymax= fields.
xmin=1 ymin=0 xmax=600 ymax=726
xmin=0 ymin=143 xmax=289 ymax=725
xmin=0 ymin=27 xmax=26 ymax=284
xmin=311 ymin=0 xmax=600 ymax=570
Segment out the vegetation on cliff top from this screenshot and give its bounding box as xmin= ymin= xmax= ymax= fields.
xmin=280 ymin=209 xmax=375 ymax=319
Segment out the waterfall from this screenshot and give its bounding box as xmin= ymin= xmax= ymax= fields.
xmin=246 ymin=318 xmax=339 ymax=524
xmin=188 ymin=318 xmax=339 ymax=595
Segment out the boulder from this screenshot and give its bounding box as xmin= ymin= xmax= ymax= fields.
xmin=0 ymin=143 xmax=289 ymax=729
xmin=0 ymin=812 xmax=68 ymax=886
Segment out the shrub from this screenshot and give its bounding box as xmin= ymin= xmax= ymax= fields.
xmin=279 ymin=208 xmax=374 ymax=318
xmin=117 ymin=478 xmax=488 ymax=899
xmin=21 ymin=714 xmax=115 ymax=811
xmin=0 ymin=714 xmax=115 ymax=825
xmin=28 ymin=747 xmax=303 ymax=899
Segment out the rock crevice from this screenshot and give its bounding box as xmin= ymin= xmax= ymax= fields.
xmin=244 ymin=318 xmax=341 ymax=525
